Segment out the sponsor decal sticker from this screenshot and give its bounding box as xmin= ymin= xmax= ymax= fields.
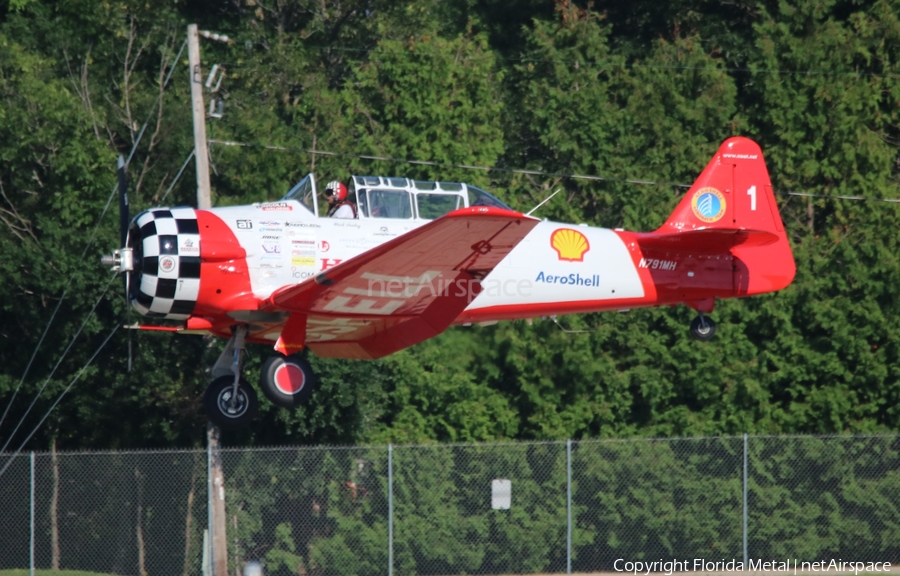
xmin=319 ymin=240 xmax=330 ymax=252
xmin=258 ymin=202 xmax=293 ymax=211
xmin=160 ymin=256 xmax=176 ymax=273
xmin=180 ymin=239 xmax=199 ymax=253
xmin=691 ymin=187 xmax=726 ymax=223
xmin=291 ymin=256 xmax=316 ymax=267
xmin=550 ymin=228 xmax=590 ymax=262
xmin=262 ymin=244 xmax=281 ymax=254
xmin=535 ymin=271 xmax=600 ymax=287
xmin=236 ymin=220 xmax=252 ymax=229
xmin=285 ymin=222 xmax=320 ymax=228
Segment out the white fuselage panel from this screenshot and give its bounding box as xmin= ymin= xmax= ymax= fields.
xmin=465 ymin=221 xmax=644 ymax=310
xmin=209 ymin=206 xmax=643 ymax=311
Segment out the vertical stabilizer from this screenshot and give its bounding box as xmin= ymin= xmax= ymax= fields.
xmin=658 ymin=137 xmax=785 ymax=235
xmin=654 ymin=137 xmax=795 ymax=296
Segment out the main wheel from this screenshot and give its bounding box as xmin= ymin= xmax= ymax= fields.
xmin=203 ymin=376 xmax=258 ymax=429
xmin=259 ymin=353 xmax=319 ymax=409
xmin=689 ymin=316 xmax=717 ymax=341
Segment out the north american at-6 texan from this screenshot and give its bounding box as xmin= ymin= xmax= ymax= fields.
xmin=102 ymin=137 xmax=796 ymax=428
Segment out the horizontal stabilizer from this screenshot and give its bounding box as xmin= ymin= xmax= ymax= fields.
xmin=636 ymin=228 xmax=780 ymax=252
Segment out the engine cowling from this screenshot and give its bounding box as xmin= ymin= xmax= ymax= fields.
xmin=126 ymin=207 xmax=201 ymax=319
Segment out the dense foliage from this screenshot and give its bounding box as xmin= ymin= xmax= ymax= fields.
xmin=1 ymin=0 xmax=900 ymax=450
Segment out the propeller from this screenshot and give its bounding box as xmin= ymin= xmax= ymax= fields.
xmin=118 ymin=155 xmax=129 ymax=248
xmin=116 ymin=155 xmax=134 ymax=372
xmin=101 ymin=155 xmax=136 ymax=370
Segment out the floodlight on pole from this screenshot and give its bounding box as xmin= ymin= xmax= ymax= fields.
xmin=199 ymin=30 xmax=232 ymax=43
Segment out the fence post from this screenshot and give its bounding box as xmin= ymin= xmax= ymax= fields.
xmin=207 ymin=438 xmax=213 ymax=576
xmin=566 ymin=439 xmax=572 ymax=574
xmin=30 ymin=451 xmax=35 ymax=576
xmin=743 ymin=433 xmax=748 ymax=565
xmin=388 ymin=444 xmax=393 ymax=576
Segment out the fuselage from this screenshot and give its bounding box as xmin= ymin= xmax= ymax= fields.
xmin=126 ymin=199 xmax=737 ymax=331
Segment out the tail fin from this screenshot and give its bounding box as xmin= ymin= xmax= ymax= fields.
xmin=653 ymin=137 xmax=795 ymax=296
xmin=658 ymin=137 xmax=785 ymax=235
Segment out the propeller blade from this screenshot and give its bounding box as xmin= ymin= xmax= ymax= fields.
xmin=117 ymin=155 xmax=129 ymax=248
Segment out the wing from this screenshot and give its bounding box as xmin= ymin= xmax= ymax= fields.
xmin=265 ymin=206 xmax=538 ymax=359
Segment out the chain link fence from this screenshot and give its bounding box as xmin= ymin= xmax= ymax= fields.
xmin=2 ymin=435 xmax=899 ymax=576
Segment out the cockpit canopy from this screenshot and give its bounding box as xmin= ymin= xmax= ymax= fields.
xmin=281 ymin=174 xmax=512 ymax=220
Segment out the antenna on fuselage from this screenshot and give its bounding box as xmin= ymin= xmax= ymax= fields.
xmin=526 ymin=188 xmax=562 ymax=216
xmin=550 ymin=315 xmax=591 ymax=334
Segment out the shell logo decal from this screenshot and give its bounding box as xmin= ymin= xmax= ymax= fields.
xmin=550 ymin=228 xmax=590 ymax=262
xmin=691 ymin=187 xmax=726 ymax=223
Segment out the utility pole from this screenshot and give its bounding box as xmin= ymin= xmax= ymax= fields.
xmin=207 ymin=423 xmax=228 ymax=576
xmin=188 ymin=23 xmax=228 ymax=576
xmin=187 ymin=23 xmax=212 ymax=210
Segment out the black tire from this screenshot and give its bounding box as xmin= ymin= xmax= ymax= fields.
xmin=689 ymin=316 xmax=717 ymax=341
xmin=258 ymin=353 xmax=318 ymax=408
xmin=203 ymin=375 xmax=258 ymax=429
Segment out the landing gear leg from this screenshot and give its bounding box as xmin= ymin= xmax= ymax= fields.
xmin=203 ymin=325 xmax=258 ymax=429
xmin=689 ymin=314 xmax=717 ymax=341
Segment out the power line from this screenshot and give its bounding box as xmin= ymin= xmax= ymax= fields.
xmin=0 ymin=323 xmax=120 ymax=479
xmin=208 ymin=138 xmax=900 ymax=204
xmin=159 ymin=150 xmax=195 ymax=204
xmin=218 ymin=42 xmax=899 ymax=79
xmin=0 ymin=39 xmax=188 ymax=438
xmin=209 ymin=138 xmax=690 ymax=187
xmin=0 ymin=274 xmax=118 ymax=456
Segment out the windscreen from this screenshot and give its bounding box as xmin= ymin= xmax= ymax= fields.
xmin=280 ymin=174 xmax=316 ymax=214
xmin=467 ymin=185 xmax=512 ymax=210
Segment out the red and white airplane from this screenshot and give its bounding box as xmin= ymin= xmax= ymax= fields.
xmin=102 ymin=136 xmax=795 ymax=428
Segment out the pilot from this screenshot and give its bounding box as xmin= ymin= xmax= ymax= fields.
xmin=325 ymin=180 xmax=357 ymax=218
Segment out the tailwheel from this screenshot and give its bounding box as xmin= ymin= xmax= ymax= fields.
xmin=203 ymin=375 xmax=258 ymax=429
xmin=689 ymin=315 xmax=717 ymax=341
xmin=259 ymin=353 xmax=319 ymax=409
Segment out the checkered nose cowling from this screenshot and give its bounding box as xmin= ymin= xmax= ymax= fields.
xmin=127 ymin=207 xmax=201 ymax=319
